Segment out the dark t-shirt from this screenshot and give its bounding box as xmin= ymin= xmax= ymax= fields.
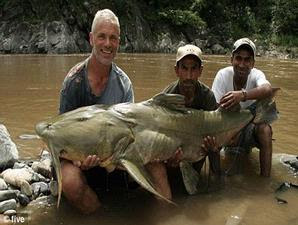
xmin=58 ymin=57 xmax=134 ymax=191
xmin=59 ymin=57 xmax=134 ymax=114
xmin=163 ymin=80 xmax=219 ymax=183
xmin=163 ymin=80 xmax=217 ymax=111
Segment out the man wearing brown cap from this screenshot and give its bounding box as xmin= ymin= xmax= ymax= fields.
xmin=212 ymin=38 xmax=273 ymax=177
xmin=164 ymin=44 xmax=217 ymax=110
xmin=155 ymin=44 xmax=221 ymax=196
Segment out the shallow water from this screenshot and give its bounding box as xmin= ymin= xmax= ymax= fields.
xmin=0 ymin=53 xmax=297 ymax=225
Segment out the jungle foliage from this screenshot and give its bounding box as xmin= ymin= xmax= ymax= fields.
xmin=144 ymin=0 xmax=298 ymax=46
xmin=1 ymin=0 xmax=297 ymax=47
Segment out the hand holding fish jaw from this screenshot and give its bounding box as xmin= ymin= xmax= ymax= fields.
xmin=220 ymin=91 xmax=243 ymax=109
xmin=201 ymin=136 xmax=218 ymax=153
xmin=165 ymin=147 xmax=184 ymax=167
xmin=72 ymin=155 xmax=100 ymax=170
xmin=150 ymin=148 xmax=183 ymax=167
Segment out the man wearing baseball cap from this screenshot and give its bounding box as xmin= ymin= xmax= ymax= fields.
xmin=156 ymin=44 xmax=221 ymax=197
xmin=164 ymin=44 xmax=217 ymax=109
xmin=212 ymin=38 xmax=273 ymax=177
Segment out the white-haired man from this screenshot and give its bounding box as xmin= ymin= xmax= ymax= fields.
xmin=59 ymin=9 xmax=134 ymax=213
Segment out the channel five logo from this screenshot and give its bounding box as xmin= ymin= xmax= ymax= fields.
xmin=2 ymin=213 xmax=29 ymax=224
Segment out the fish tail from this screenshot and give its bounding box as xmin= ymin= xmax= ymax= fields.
xmin=250 ymin=88 xmax=280 ymax=124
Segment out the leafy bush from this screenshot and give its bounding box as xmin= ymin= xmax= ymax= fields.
xmin=272 ymin=34 xmax=298 ymax=47
xmin=272 ymin=0 xmax=298 ymax=35
xmin=158 ymin=9 xmax=205 ymax=29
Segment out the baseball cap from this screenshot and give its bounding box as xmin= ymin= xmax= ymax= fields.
xmin=232 ymin=38 xmax=256 ymax=58
xmin=176 ymin=44 xmax=202 ymax=65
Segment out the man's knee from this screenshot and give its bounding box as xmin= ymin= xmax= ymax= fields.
xmin=146 ymin=162 xmax=167 ymax=177
xmin=60 ymin=160 xmax=101 ymax=213
xmin=146 ymin=162 xmax=172 ymax=200
xmin=61 ymin=160 xmax=86 ymax=199
xmin=255 ymin=123 xmax=272 ymax=139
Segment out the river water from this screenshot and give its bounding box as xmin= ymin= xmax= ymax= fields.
xmin=0 ymin=54 xmax=297 ymax=225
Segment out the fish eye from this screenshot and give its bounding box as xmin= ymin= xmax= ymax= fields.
xmin=107 ymin=122 xmax=115 ymax=126
xmin=60 ymin=149 xmax=68 ymax=156
xmin=75 ymin=113 xmax=94 ymax=122
xmin=77 ymin=117 xmax=89 ymax=122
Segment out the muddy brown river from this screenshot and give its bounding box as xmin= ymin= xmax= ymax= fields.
xmin=0 ymin=53 xmax=297 ymax=225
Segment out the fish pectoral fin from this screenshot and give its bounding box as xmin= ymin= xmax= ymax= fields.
xmin=179 ymin=161 xmax=200 ymax=195
xmin=119 ymin=158 xmax=175 ymax=205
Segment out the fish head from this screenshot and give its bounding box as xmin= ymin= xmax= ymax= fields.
xmin=35 ymin=105 xmax=134 ymax=208
xmin=36 ymin=105 xmax=132 ymax=160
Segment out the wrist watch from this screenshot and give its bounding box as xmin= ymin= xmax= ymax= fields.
xmin=241 ymin=88 xmax=247 ymax=101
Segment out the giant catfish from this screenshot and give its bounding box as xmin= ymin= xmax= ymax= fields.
xmin=35 ymin=93 xmax=278 ymax=207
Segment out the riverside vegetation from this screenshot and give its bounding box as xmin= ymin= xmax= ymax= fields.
xmin=0 ymin=0 xmax=297 ymax=57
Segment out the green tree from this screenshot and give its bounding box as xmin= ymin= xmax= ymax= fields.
xmin=273 ymin=0 xmax=298 ymax=35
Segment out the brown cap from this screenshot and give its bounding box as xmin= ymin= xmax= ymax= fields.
xmin=176 ymin=44 xmax=202 ymax=65
xmin=232 ymin=38 xmax=256 ymax=58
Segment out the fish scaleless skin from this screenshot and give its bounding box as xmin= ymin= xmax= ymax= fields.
xmin=111 ymin=100 xmax=253 ymax=163
xmin=35 ymin=93 xmax=278 ymax=207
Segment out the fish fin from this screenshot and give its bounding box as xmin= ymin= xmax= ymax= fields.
xmin=102 ymin=135 xmax=135 ymax=172
xmin=49 ymin=142 xmax=62 ymax=208
xmin=150 ymin=93 xmax=188 ymax=113
xmin=119 ymin=158 xmax=176 ymax=205
xmin=249 ymin=98 xmax=279 ymax=124
xmin=179 ymin=161 xmax=200 ymax=195
xmin=248 ymin=88 xmax=280 ymax=124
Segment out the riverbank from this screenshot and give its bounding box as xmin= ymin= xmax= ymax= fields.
xmin=1 ymin=1 xmax=297 ymax=58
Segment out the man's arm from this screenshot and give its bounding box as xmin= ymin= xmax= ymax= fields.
xmin=59 ymin=79 xmax=79 ymax=114
xmin=59 ymin=91 xmax=75 ymax=114
xmin=211 ymin=71 xmax=228 ymax=104
xmin=219 ymin=83 xmax=272 ymax=109
xmin=72 ymin=155 xmax=100 ymax=170
xmin=123 ymin=84 xmax=134 ymax=103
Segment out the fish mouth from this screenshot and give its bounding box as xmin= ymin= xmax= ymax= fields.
xmin=35 ymin=121 xmax=51 ymax=138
